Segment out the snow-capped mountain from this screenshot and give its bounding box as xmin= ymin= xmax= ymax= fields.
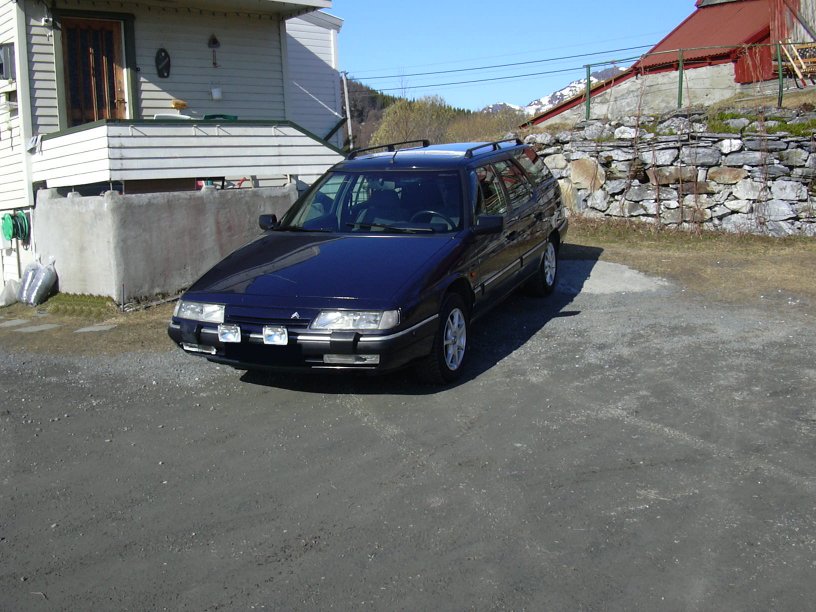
xmin=522 ymin=77 xmax=598 ymax=116
xmin=523 ymin=66 xmax=627 ymax=116
xmin=481 ymin=66 xmax=628 ymax=116
xmin=481 ymin=102 xmax=525 ymax=114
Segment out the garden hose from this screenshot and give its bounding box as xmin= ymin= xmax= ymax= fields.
xmin=1 ymin=210 xmax=30 ymax=243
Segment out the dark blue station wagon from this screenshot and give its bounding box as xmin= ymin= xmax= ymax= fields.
xmin=168 ymin=138 xmax=568 ymax=384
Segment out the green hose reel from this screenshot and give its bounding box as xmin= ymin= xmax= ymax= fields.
xmin=1 ymin=210 xmax=30 ymax=243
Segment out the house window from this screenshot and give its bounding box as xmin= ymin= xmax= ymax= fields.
xmin=0 ymin=43 xmax=15 ymax=81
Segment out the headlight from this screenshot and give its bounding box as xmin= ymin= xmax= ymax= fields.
xmin=174 ymin=300 xmax=225 ymax=324
xmin=311 ymin=310 xmax=399 ymax=331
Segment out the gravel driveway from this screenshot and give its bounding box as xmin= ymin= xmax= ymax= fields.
xmin=1 ymin=257 xmax=814 ymax=610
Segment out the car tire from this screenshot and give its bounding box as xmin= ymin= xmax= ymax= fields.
xmin=415 ymin=293 xmax=469 ymax=385
xmin=526 ymin=237 xmax=559 ymax=297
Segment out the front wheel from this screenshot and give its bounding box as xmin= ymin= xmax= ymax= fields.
xmin=526 ymin=238 xmax=558 ymax=296
xmin=415 ymin=294 xmax=469 ymax=385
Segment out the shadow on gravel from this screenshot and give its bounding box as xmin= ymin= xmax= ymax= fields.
xmin=240 ymin=243 xmax=603 ymax=395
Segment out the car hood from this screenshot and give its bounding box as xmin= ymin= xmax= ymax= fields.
xmin=186 ymin=232 xmax=457 ymax=307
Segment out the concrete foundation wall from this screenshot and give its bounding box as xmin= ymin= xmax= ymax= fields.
xmin=542 ymin=64 xmax=740 ymax=128
xmin=33 ymin=185 xmax=297 ymax=301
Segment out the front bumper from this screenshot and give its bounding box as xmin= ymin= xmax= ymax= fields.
xmin=167 ymin=315 xmax=438 ymax=373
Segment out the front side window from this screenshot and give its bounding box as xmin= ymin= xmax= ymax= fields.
xmin=473 ymin=165 xmax=509 ymax=216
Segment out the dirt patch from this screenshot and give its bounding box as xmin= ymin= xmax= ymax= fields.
xmin=0 ymin=301 xmax=175 ymax=355
xmin=565 ymin=216 xmax=816 ymax=314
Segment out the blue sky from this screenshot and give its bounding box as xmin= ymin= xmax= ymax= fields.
xmin=329 ymin=0 xmax=698 ymax=110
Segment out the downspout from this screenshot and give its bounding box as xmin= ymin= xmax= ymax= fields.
xmin=279 ymin=15 xmax=292 ymax=124
xmin=330 ymin=20 xmax=342 ymax=148
xmin=12 ymin=0 xmax=36 ymax=279
xmin=279 ymin=15 xmax=295 ymax=185
xmin=14 ymin=0 xmax=35 ymax=206
xmin=341 ymin=71 xmax=353 ymax=150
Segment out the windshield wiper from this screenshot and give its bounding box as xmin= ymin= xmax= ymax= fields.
xmin=345 ymin=222 xmax=434 ymax=234
xmin=272 ymin=225 xmax=332 ymax=233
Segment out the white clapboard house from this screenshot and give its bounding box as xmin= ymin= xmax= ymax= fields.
xmin=0 ymin=0 xmax=345 ymax=296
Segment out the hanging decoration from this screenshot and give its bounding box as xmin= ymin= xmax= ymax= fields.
xmin=155 ymin=48 xmax=171 ymax=78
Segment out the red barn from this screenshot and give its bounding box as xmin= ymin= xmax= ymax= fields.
xmin=525 ymin=0 xmax=815 ymax=127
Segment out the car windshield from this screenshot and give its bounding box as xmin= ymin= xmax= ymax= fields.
xmin=278 ymin=170 xmax=464 ymax=234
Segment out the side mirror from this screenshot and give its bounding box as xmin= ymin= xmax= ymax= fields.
xmin=258 ymin=214 xmax=278 ymax=230
xmin=473 ymin=214 xmax=503 ymax=235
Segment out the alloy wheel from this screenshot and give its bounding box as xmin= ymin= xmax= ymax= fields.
xmin=544 ymin=241 xmax=557 ymax=287
xmin=443 ymin=307 xmax=467 ymax=371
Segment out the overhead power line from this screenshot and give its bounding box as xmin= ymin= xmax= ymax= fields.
xmin=373 ymin=55 xmax=643 ymax=93
xmin=357 ymin=44 xmax=655 ymax=81
xmin=347 ymin=30 xmax=673 ymax=75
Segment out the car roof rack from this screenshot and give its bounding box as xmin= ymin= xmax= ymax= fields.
xmin=347 ymin=139 xmax=431 ymax=160
xmin=464 ymin=138 xmax=523 ymax=159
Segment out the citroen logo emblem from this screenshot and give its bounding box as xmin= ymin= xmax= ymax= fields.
xmin=291 ymin=312 xmax=301 ymax=319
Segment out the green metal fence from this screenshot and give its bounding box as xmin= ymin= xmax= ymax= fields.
xmin=581 ymin=42 xmax=813 ymax=121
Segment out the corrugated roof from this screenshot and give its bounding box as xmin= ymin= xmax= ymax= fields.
xmin=697 ymin=0 xmax=745 ymax=7
xmin=636 ymin=0 xmax=770 ymax=70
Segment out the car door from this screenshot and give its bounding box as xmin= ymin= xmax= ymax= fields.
xmin=468 ymin=163 xmax=525 ymax=309
xmin=513 ymin=148 xmax=561 ymax=267
xmin=492 ymin=159 xmax=540 ymax=277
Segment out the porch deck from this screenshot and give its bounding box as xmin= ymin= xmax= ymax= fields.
xmin=30 ymin=119 xmax=343 ymax=190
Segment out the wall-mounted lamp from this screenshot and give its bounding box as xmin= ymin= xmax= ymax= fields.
xmin=40 ymin=14 xmax=54 ymax=41
xmin=208 ymin=34 xmax=220 ymax=68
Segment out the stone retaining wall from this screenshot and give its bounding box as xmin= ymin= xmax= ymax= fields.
xmin=525 ymin=111 xmax=816 ymax=237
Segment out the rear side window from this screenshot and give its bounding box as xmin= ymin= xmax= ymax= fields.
xmin=514 ymin=148 xmax=553 ymax=186
xmin=493 ymin=160 xmax=533 ymax=209
xmin=474 ymin=165 xmax=509 ymax=216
